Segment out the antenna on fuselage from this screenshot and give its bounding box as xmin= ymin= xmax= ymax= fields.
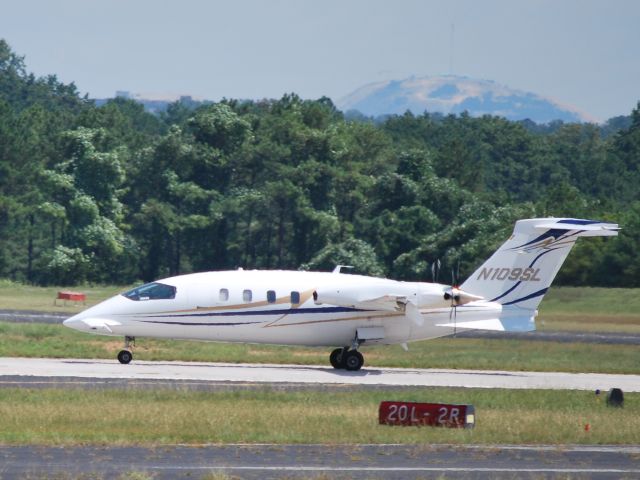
xmin=333 ymin=265 xmax=355 ymax=274
xmin=430 ymin=259 xmax=441 ymax=282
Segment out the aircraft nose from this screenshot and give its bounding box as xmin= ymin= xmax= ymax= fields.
xmin=62 ymin=293 xmax=131 ymax=333
xmin=63 ymin=314 xmax=86 ymax=331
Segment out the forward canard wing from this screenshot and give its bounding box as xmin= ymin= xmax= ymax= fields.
xmin=79 ymin=318 xmax=122 ymax=333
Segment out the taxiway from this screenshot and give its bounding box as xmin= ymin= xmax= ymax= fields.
xmin=2 ymin=357 xmax=639 ymax=391
xmin=1 ymin=444 xmax=639 ymax=479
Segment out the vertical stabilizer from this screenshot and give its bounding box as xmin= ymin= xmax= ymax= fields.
xmin=460 ymin=218 xmax=618 ymax=310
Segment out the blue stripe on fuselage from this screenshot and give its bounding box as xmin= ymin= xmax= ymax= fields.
xmin=139 ymin=306 xmax=369 ymax=319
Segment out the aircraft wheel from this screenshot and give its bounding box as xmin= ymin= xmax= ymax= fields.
xmin=344 ymin=350 xmax=364 ymax=371
xmin=117 ymin=350 xmax=133 ymax=365
xmin=330 ymin=348 xmax=345 ymax=369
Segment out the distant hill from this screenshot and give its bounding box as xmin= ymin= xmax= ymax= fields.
xmin=338 ymin=75 xmax=594 ymax=124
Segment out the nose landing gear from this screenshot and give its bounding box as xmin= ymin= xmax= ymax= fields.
xmin=117 ymin=336 xmax=135 ymax=364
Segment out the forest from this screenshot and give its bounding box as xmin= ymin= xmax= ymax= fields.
xmin=0 ymin=39 xmax=638 ymax=287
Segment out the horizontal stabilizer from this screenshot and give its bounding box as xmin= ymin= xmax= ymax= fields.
xmin=436 ymin=315 xmax=535 ymax=332
xmin=534 ymin=220 xmax=619 ymax=236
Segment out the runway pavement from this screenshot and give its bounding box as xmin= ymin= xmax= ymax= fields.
xmin=0 ymin=309 xmax=69 ymax=324
xmin=1 ymin=444 xmax=639 ymax=479
xmin=2 ymin=356 xmax=639 ymax=391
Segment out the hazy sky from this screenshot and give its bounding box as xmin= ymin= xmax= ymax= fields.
xmin=1 ymin=0 xmax=638 ymax=121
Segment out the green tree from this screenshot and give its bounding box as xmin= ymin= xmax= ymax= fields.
xmin=38 ymin=127 xmax=132 ymax=284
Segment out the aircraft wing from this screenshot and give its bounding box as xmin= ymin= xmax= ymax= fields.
xmin=314 ymin=287 xmax=426 ymax=325
xmin=349 ymin=294 xmax=409 ymax=312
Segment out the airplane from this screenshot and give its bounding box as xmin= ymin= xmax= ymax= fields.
xmin=63 ymin=217 xmax=619 ymax=371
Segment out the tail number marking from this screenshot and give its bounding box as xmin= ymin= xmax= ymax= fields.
xmin=477 ymin=267 xmax=541 ymax=282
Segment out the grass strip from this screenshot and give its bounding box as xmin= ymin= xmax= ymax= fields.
xmin=0 ymin=387 xmax=636 ymax=445
xmin=1 ymin=321 xmax=638 ymax=374
xmin=0 ymin=281 xmax=126 ymax=314
xmin=538 ymin=287 xmax=640 ymax=333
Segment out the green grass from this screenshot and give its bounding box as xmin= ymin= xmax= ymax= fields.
xmin=1 ymin=321 xmax=638 ymax=374
xmin=0 ymin=387 xmax=636 ymax=445
xmin=0 ymin=280 xmax=127 ymax=314
xmin=538 ymin=287 xmax=640 ymax=333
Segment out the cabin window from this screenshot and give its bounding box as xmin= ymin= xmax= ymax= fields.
xmin=122 ymin=282 xmax=176 ymax=301
xmin=243 ymin=289 xmax=252 ymax=302
xmin=219 ymin=288 xmax=229 ymax=301
xmin=267 ymin=290 xmax=276 ymax=303
xmin=290 ymin=291 xmax=300 ymax=305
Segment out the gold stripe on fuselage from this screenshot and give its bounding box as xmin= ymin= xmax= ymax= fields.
xmin=154 ymin=288 xmax=317 ymax=314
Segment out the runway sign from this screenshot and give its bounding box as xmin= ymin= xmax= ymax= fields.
xmin=379 ymin=401 xmax=475 ymax=428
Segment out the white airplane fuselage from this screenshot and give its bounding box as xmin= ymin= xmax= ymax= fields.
xmin=65 ymin=269 xmax=502 ymax=347
xmin=63 ymin=217 xmax=619 ymax=369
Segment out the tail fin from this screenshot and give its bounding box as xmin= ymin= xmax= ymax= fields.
xmin=460 ymin=218 xmax=619 ymax=310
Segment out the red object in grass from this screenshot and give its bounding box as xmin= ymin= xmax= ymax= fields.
xmin=57 ymin=291 xmax=86 ymax=302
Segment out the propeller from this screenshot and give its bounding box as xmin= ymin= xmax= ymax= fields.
xmin=446 ymin=261 xmax=462 ymax=336
xmin=445 ymin=286 xmax=460 ymax=336
xmin=408 ymin=259 xmax=481 ymax=329
xmin=441 ymin=262 xmax=484 ymax=335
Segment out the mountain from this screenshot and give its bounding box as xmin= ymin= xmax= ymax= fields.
xmin=338 ymin=75 xmax=594 ymax=123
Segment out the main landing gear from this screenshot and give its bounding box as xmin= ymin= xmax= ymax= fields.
xmin=329 ymin=346 xmax=364 ymax=371
xmin=117 ymin=336 xmax=135 ymax=364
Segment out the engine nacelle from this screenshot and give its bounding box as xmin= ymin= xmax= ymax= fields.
xmin=443 ymin=287 xmax=484 ymax=305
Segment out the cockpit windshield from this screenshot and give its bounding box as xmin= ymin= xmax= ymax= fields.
xmin=122 ymin=282 xmax=176 ymax=301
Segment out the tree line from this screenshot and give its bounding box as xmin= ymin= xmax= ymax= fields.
xmin=0 ymin=40 xmax=638 ymax=287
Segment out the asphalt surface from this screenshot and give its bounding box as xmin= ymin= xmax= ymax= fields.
xmin=0 ymin=309 xmax=69 ymax=324
xmin=4 ymin=357 xmax=640 ymax=391
xmin=455 ymin=328 xmax=640 ymax=345
xmin=1 ymin=444 xmax=639 ymax=479
xmin=0 ymin=375 xmax=436 ymax=392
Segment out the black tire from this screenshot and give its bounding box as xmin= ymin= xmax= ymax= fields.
xmin=330 ymin=348 xmax=345 ymax=369
xmin=117 ymin=350 xmax=133 ymax=364
xmin=344 ymin=350 xmax=364 ymax=371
